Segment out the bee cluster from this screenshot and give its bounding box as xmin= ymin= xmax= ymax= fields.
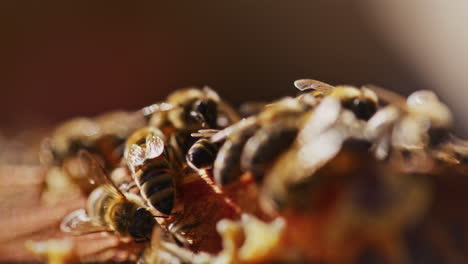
xmin=31 ymin=80 xmax=468 ymax=263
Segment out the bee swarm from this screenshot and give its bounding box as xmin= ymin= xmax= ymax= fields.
xmin=5 ymin=80 xmax=468 ymax=264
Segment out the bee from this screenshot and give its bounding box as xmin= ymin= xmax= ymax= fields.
xmin=61 ymin=150 xmax=156 ymax=241
xmin=125 ymin=125 xmax=242 ymax=253
xmin=40 ymin=110 xmax=147 ymax=196
xmin=42 ymin=110 xmax=146 ymax=168
xmin=187 ymin=79 xmax=379 ymax=187
xmin=148 ymin=87 xmax=240 ymax=161
xmin=124 ymin=126 xmax=179 ymax=216
xmin=259 ymin=95 xmax=430 ymax=263
xmin=364 ymin=86 xmax=458 ymax=168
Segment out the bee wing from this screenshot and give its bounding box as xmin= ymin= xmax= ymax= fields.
xmin=203 ymin=86 xmax=221 ymax=101
xmin=140 ymin=102 xmax=174 ymax=117
xmin=78 ymin=150 xmax=125 ymax=198
xmin=211 ymin=117 xmax=257 ymax=142
xmin=127 ymin=144 xmax=146 ymax=170
xmin=364 ymin=84 xmax=407 ymax=109
xmin=145 ymin=132 xmax=165 ymax=159
xmin=190 ymin=129 xmax=220 ymax=138
xmin=294 ymin=79 xmax=335 ymax=92
xmin=60 ymin=209 xmax=111 ymax=235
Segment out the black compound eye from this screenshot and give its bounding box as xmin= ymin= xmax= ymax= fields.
xmin=190 ymin=99 xmax=218 ymax=127
xmin=343 ymin=98 xmax=377 ymax=121
xmin=195 ymin=100 xmax=207 ymax=114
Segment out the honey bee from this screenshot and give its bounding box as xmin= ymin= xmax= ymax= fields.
xmin=40 ymin=110 xmax=147 ymax=196
xmin=124 ymin=126 xmax=180 ymax=216
xmin=364 ymin=86 xmax=458 ymax=168
xmin=61 ymin=150 xmax=156 ymax=241
xmin=42 ymin=110 xmax=146 ymax=168
xmin=148 ymin=87 xmax=240 ymax=161
xmin=259 ymin=96 xmax=430 ymax=263
xmin=125 ymin=125 xmax=243 ymax=253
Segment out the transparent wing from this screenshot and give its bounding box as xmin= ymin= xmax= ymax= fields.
xmin=191 ymin=129 xmax=220 ymax=138
xmin=78 ymin=150 xmax=125 ymax=198
xmin=145 ymin=132 xmax=165 ymax=159
xmin=203 ymin=86 xmax=221 ymax=102
xmin=140 ymin=102 xmax=174 ymax=117
xmin=294 ymin=79 xmax=334 ymax=92
xmin=60 ymin=209 xmax=111 ymax=235
xmin=365 ymin=84 xmax=407 ymax=108
xmin=211 ymin=117 xmax=257 ymax=143
xmin=127 ymin=144 xmax=146 ymax=170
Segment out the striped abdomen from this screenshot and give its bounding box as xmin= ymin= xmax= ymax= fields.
xmin=186 ymin=138 xmax=220 ymax=170
xmin=136 ymin=159 xmax=175 ymax=215
xmin=213 ymin=126 xmax=257 ymax=186
xmin=241 ymin=121 xmax=299 ymax=182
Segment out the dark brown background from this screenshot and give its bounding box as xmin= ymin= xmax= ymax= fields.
xmin=1 ymin=1 xmax=465 ymax=136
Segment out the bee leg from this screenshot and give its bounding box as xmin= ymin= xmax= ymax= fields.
xmin=122 ymin=183 xmax=138 ymax=192
xmin=241 ymin=122 xmax=298 ymax=182
xmin=134 ymin=238 xmax=149 ymax=243
xmin=153 ymin=215 xmax=169 ymax=218
xmin=170 ymin=211 xmax=183 ymax=217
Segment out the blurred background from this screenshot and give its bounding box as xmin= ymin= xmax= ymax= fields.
xmin=1 ymin=2 xmax=468 ymax=262
xmin=1 ymin=0 xmax=467 ymax=136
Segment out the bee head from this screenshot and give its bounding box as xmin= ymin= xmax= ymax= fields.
xmin=190 ymin=98 xmax=218 ymax=128
xmin=129 ymin=208 xmax=156 ymax=240
xmin=335 ymin=87 xmax=378 ymax=121
xmin=342 ymin=97 xmax=377 ymax=121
